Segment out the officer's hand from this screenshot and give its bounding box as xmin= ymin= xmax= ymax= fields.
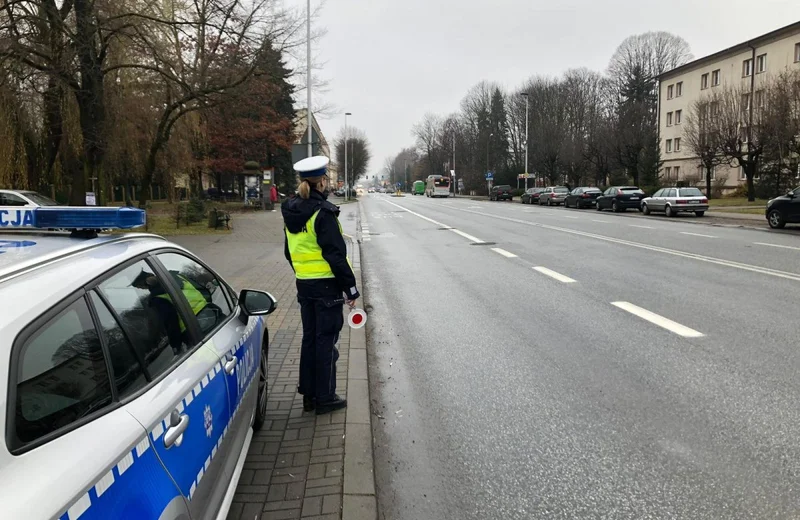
xmin=346 ymin=299 xmax=356 ymax=309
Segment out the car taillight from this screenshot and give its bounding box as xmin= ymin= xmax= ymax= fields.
xmin=677 ymin=199 xmax=688 ymax=204
xmin=582 ymin=193 xmax=589 ymax=198
xmin=551 ymin=193 xmax=556 ymax=197
xmin=700 ymin=198 xmax=708 ymax=203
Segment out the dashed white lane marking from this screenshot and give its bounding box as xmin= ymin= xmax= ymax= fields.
xmin=681 ymin=232 xmax=716 ymax=238
xmin=558 ymin=215 xmax=579 ymax=219
xmin=491 ymin=248 xmax=517 ymax=258
xmin=533 ymin=266 xmax=576 ymax=283
xmin=451 ymin=229 xmax=484 ymax=243
xmin=592 ymin=219 xmax=610 ymax=223
xmin=630 ymin=224 xmax=655 ymax=229
xmin=444 ymin=206 xmax=800 ymax=283
xmin=754 ymin=242 xmax=800 ymax=251
xmin=611 ymin=301 xmax=705 ymax=338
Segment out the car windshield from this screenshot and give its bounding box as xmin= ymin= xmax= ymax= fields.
xmin=554 ymin=187 xmax=569 ymax=193
xmin=495 ymin=185 xmax=511 ymax=190
xmin=679 ymin=188 xmax=704 ymax=197
xmin=22 ymin=192 xmax=59 ymax=206
xmin=620 ymin=187 xmax=642 ymax=193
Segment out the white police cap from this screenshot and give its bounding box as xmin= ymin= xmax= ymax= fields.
xmin=294 ymin=155 xmax=329 ymax=178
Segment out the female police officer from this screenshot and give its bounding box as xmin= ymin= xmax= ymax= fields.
xmin=283 ymin=156 xmax=359 ymax=415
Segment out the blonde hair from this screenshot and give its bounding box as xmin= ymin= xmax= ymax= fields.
xmin=298 ymin=175 xmax=326 ymax=199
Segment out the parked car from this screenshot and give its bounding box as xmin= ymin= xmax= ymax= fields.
xmin=489 ymin=185 xmax=513 ymax=201
xmin=520 ymin=188 xmax=544 ymax=204
xmin=766 ymin=186 xmax=800 ymax=229
xmin=596 ymin=186 xmax=645 ymax=212
xmin=538 ymin=186 xmax=569 ymax=206
xmin=564 ymin=187 xmax=602 ymax=209
xmin=641 ymin=187 xmax=709 ymax=217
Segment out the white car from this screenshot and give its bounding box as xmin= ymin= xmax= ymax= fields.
xmin=0 ymin=206 xmax=276 ymax=520
xmin=0 ymin=189 xmax=60 ymax=228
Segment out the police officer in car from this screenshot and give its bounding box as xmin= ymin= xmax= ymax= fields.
xmin=283 ymin=156 xmax=359 ymax=415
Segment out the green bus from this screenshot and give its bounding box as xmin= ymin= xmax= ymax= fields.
xmin=413 ymin=180 xmax=426 ymax=195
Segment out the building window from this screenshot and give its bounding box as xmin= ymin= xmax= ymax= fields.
xmin=756 ymin=54 xmax=767 ymax=73
xmin=711 ymin=69 xmax=721 ymax=86
xmin=665 ymin=166 xmax=672 ymax=179
xmin=674 ymin=166 xmax=681 ymax=178
xmin=755 ymin=90 xmax=765 ymax=110
xmin=701 ymin=73 xmax=709 ymax=90
xmin=674 ymin=137 xmax=681 ymax=152
xmin=675 ymin=110 xmax=682 ymax=124
xmin=743 ymin=58 xmax=753 ymax=77
xmin=740 ymin=166 xmax=747 ymax=180
xmin=795 ymin=43 xmax=800 ymax=63
xmin=666 ymin=139 xmax=673 ymax=153
xmin=676 ymin=82 xmax=683 ymax=97
xmin=667 ymin=85 xmax=674 ymax=99
xmin=666 ymin=112 xmax=673 ymax=126
xmin=700 ymin=165 xmax=716 ymax=180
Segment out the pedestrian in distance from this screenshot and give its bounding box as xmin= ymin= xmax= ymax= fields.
xmin=282 ymin=155 xmax=359 ymax=415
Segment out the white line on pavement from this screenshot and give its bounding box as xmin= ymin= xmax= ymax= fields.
xmin=451 ymin=229 xmax=484 ymax=243
xmin=680 ymin=232 xmax=717 ymax=238
xmin=629 ymin=224 xmax=655 ymax=229
xmin=559 ymin=215 xmax=579 ymax=219
xmin=533 ymin=266 xmax=576 ymax=283
xmin=611 ymin=302 xmax=705 ymax=338
xmin=592 ymin=219 xmax=610 ymax=223
xmin=383 ymin=198 xmax=485 ymax=244
xmin=444 ymin=206 xmax=800 ymax=283
xmin=754 ymin=242 xmax=800 ymax=251
xmin=491 ymin=248 xmax=518 ymax=258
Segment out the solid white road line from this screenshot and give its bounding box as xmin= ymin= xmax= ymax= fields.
xmin=754 ymin=242 xmax=800 ymax=251
xmin=611 ymin=302 xmax=705 ymax=338
xmin=383 ymin=198 xmax=485 ymax=244
xmin=681 ymin=232 xmax=717 ymax=238
xmin=451 ymin=229 xmax=484 ymax=243
xmin=444 ymin=206 xmax=800 ymax=283
xmin=629 ymin=224 xmax=655 ymax=229
xmin=491 ymin=248 xmax=518 ymax=258
xmin=533 ymin=266 xmax=576 ymax=283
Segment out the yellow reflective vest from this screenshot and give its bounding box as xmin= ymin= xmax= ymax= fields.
xmin=285 ymin=209 xmax=339 ymax=280
xmin=156 ymin=276 xmax=208 ymax=332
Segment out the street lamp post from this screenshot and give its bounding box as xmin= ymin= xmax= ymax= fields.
xmin=487 ymin=132 xmax=494 ymax=195
xmin=306 ymin=0 xmax=312 ymax=158
xmin=452 ymin=134 xmax=456 ymax=197
xmin=344 ymin=112 xmax=351 ymax=200
xmin=521 ymin=92 xmax=529 ymax=190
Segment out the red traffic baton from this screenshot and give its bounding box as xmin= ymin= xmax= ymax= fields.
xmin=348 ymin=308 xmax=367 ymax=329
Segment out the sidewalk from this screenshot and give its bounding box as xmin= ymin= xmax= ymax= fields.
xmin=172 ymin=209 xmax=375 ymax=520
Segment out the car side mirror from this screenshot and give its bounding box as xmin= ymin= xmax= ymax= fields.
xmin=787 ymin=190 xmax=795 ymax=198
xmin=239 ymin=289 xmax=277 ymax=316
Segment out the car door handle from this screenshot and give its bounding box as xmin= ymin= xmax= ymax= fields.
xmin=164 ymin=412 xmax=189 ymax=449
xmin=224 ymin=356 xmax=237 ymax=375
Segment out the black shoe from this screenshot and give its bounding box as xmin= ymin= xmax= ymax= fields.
xmin=303 ymin=396 xmax=315 ymax=412
xmin=315 ymin=395 xmax=347 ymax=415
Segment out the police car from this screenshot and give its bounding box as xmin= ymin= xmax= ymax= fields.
xmin=0 ymin=189 xmax=60 ymax=228
xmin=0 ymin=206 xmax=276 ymax=520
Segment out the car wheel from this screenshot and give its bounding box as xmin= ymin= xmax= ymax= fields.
xmin=612 ymin=201 xmax=619 ymax=213
xmin=547 ymin=198 xmax=552 ymax=206
xmin=253 ymin=337 xmax=269 ymax=431
xmin=665 ymin=204 xmax=675 ymax=218
xmin=768 ymin=209 xmax=786 ymax=229
xmin=695 ymin=211 xmax=705 ymax=217
xmin=642 ymin=203 xmax=650 ymax=215
xmin=596 ymin=202 xmax=603 ymax=211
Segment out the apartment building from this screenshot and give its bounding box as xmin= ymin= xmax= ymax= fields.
xmin=658 ymin=21 xmax=800 ymax=189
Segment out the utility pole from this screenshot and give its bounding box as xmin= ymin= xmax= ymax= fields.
xmin=452 ymin=134 xmax=456 ymax=197
xmin=521 ymin=92 xmax=529 ymax=190
xmin=306 ymin=0 xmax=312 ymax=158
xmin=344 ymin=112 xmax=351 ymax=200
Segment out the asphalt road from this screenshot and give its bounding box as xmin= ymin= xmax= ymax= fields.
xmin=360 ymin=193 xmax=800 ymax=520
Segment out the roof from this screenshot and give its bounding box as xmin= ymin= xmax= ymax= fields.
xmin=659 ymin=20 xmax=800 ymax=80
xmin=0 ymin=232 xmax=166 ymax=283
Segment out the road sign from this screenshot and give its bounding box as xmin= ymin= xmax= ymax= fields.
xmin=485 ymin=172 xmax=494 ymax=180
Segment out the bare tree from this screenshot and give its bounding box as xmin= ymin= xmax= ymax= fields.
xmin=684 ymin=98 xmax=725 ymax=198
xmin=608 ymin=32 xmax=693 ymax=89
xmin=412 ymin=113 xmax=442 ymax=177
xmin=335 ymin=127 xmax=371 ymax=187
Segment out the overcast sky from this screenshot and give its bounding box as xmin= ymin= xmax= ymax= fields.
xmin=287 ymin=0 xmax=798 ymax=173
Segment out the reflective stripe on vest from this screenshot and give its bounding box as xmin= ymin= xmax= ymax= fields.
xmin=156 ymin=277 xmax=208 ymax=332
xmin=285 ymin=209 xmax=341 ymax=280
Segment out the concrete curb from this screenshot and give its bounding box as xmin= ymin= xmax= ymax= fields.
xmin=341 ymin=204 xmax=378 ymax=520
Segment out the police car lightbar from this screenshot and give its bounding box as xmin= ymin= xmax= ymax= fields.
xmin=29 ymin=207 xmax=146 ymax=230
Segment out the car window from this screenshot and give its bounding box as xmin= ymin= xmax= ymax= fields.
xmin=12 ymin=297 xmax=112 ymax=448
xmin=0 ymin=193 xmax=28 ymax=206
xmin=572 ymin=189 xmax=581 ymax=195
xmin=586 ymin=189 xmax=601 ymax=193
xmin=668 ymin=189 xmax=678 ymax=197
xmin=99 ymin=260 xmax=188 ymax=380
xmin=653 ymin=189 xmax=663 ymax=197
xmin=89 ymin=291 xmax=149 ymax=398
xmin=680 ymin=188 xmax=704 ymax=197
xmin=22 ymin=192 xmax=59 ymax=206
xmin=554 ymin=187 xmax=569 ymax=193
xmin=620 ymin=188 xmax=641 ymax=193
xmin=156 ymin=252 xmax=233 ymax=337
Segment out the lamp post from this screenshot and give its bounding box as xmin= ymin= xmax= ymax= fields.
xmin=306 ymin=0 xmax=312 ymax=158
xmin=521 ymin=92 xmax=529 ymax=190
xmin=344 ymin=112 xmax=351 ymax=200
